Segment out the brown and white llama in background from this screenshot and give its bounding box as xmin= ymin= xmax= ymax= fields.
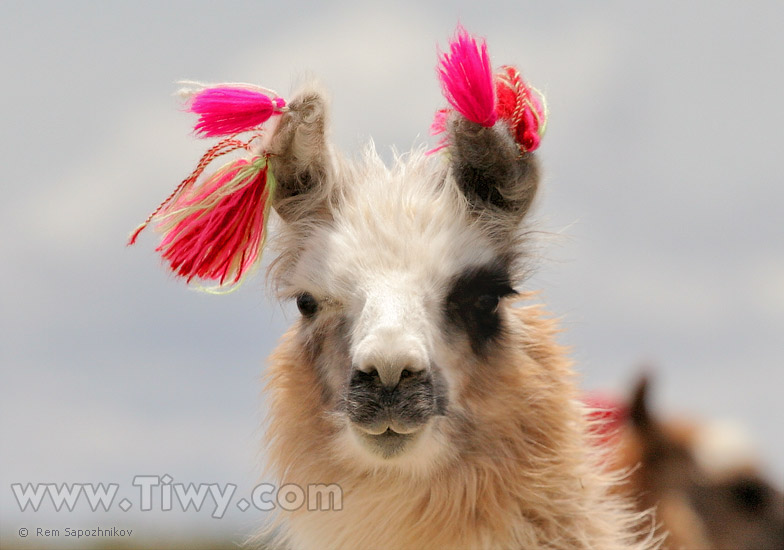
xmin=133 ymin=29 xmax=659 ymax=550
xmin=602 ymin=376 xmax=784 ymax=550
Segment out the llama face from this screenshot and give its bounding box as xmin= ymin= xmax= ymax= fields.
xmin=266 ymin=86 xmax=539 ymax=468
xmin=277 ymin=152 xmax=519 ymax=465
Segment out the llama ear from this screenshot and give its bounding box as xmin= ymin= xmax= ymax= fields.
xmin=628 ymin=374 xmax=668 ymax=445
xmin=267 ymin=84 xmax=333 ymax=221
xmin=629 ymin=374 xmax=654 ymax=432
xmin=449 ymin=117 xmax=540 ymax=220
xmin=433 ymin=28 xmax=545 ymax=223
xmin=627 ymin=374 xmax=675 ymax=458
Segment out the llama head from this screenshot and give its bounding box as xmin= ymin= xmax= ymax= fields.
xmin=132 ymin=29 xmax=546 ymax=472
xmin=263 ymin=68 xmax=541 ymax=469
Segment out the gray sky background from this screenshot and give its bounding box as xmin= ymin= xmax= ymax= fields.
xmin=2 ymin=1 xmax=782 ymax=547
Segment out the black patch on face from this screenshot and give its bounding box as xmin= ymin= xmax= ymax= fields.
xmin=444 ymin=261 xmax=516 ymax=354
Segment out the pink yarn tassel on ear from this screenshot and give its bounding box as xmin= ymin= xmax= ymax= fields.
xmin=429 ymin=26 xmax=548 ymax=155
xmin=188 ymin=86 xmax=286 ymax=137
xmin=129 ymin=81 xmax=288 ymax=290
xmin=128 ymin=134 xmax=276 ymax=289
xmin=155 ymin=155 xmax=275 ymax=286
xmin=437 ymin=26 xmax=498 ymax=128
xmin=130 ymin=81 xmax=289 ymax=290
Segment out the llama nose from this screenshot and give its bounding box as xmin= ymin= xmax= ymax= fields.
xmin=354 ymin=333 xmax=428 ymax=388
xmin=357 ymin=361 xmax=418 ymax=388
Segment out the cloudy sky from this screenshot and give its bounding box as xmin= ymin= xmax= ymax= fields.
xmin=2 ymin=1 xmax=782 ymax=547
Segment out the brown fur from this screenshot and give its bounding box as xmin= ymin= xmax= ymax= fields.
xmin=261 ymin=297 xmax=656 ymax=550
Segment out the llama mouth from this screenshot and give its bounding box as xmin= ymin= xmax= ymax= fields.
xmin=355 ymin=422 xmax=421 ymax=436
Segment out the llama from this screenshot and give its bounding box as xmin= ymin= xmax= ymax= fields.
xmin=597 ymin=376 xmax=784 ymax=550
xmin=133 ymin=29 xmax=658 ymax=550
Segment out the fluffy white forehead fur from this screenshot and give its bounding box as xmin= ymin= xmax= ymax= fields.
xmin=280 ymin=145 xmax=500 ymax=308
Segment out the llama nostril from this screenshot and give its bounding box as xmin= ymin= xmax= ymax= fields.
xmin=365 ymin=366 xmax=380 ymax=381
xmin=353 ymin=363 xmax=419 ymax=389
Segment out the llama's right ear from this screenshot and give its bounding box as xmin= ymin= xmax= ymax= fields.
xmin=267 ymin=85 xmax=333 ymax=221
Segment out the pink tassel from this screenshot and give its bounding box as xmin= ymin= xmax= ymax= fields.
xmin=130 ymin=82 xmax=285 ymax=289
xmin=155 ymin=156 xmax=274 ymax=286
xmin=429 ymin=28 xmax=548 ymax=156
xmin=436 ymin=26 xmax=497 ymax=128
xmin=188 ymin=86 xmax=286 ymax=138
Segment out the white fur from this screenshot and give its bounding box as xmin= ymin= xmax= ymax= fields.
xmin=692 ymin=419 xmax=757 ymax=478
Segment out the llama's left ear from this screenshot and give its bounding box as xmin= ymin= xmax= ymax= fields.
xmin=267 ymin=84 xmax=334 ymax=222
xmin=433 ymin=28 xmax=546 ymax=225
xmin=449 ymin=117 xmax=540 ymax=221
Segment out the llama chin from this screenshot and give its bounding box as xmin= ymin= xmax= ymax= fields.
xmin=340 ymin=418 xmax=452 ymax=473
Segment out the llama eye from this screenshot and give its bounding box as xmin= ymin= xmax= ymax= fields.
xmin=296 ymin=293 xmax=319 ymax=317
xmin=475 ymin=294 xmax=499 ymax=312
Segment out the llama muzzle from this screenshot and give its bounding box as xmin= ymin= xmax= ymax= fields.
xmin=344 ymin=367 xmax=446 ymax=458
